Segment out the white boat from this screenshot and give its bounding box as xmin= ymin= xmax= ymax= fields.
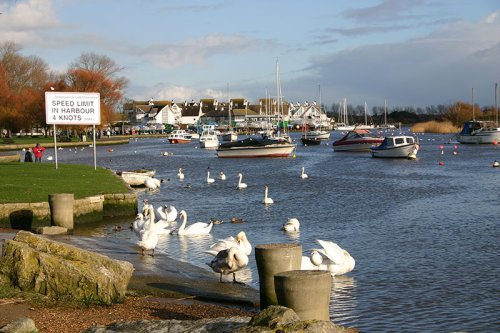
xmin=222 ymin=131 xmax=238 ymax=142
xmin=304 ymin=129 xmax=330 ymax=140
xmin=217 ymin=137 xmax=295 ymax=158
xmin=378 ymin=99 xmax=396 ymax=129
xmin=167 ymin=130 xmax=192 ymax=144
xmin=371 ymin=135 xmax=419 ymax=159
xmin=117 ymin=169 xmax=156 ymax=186
xmin=332 ymin=129 xmax=384 ymax=152
xmin=335 ymin=98 xmax=355 ymax=131
xmin=199 ymin=129 xmax=220 ymax=148
xmin=457 ymin=86 xmax=500 ymax=144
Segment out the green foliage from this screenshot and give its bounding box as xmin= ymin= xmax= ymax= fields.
xmin=0 ymin=163 xmax=129 ymax=203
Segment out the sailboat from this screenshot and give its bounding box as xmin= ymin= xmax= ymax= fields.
xmin=457 ymin=85 xmax=500 ymax=144
xmin=356 ymin=102 xmax=375 ymax=130
xmin=217 ymin=60 xmax=295 ymax=158
xmin=222 ymin=84 xmax=238 ymax=142
xmin=378 ymin=99 xmax=395 ymax=129
xmin=302 ymin=85 xmax=331 ymax=140
xmin=335 ymin=98 xmax=355 ymax=131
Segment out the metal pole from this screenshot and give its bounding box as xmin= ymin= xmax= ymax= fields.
xmin=53 ymin=124 xmax=58 ymax=169
xmin=472 ymin=88 xmax=475 ymax=121
xmin=495 ymin=83 xmax=498 ymax=126
xmin=93 ymin=125 xmax=97 ymax=170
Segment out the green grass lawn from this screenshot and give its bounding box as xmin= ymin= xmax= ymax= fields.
xmin=0 ymin=163 xmax=129 ymax=203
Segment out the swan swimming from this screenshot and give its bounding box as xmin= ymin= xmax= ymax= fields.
xmin=136 ymin=206 xmax=159 ymax=256
xmin=144 ymin=178 xmax=162 ymax=190
xmin=263 ymin=185 xmax=274 ymax=204
xmin=206 ymin=170 xmax=215 ymax=184
xmin=207 ymin=246 xmax=249 ymax=283
xmin=219 ymin=171 xmax=226 ymax=180
xmin=205 ymin=231 xmax=252 ymax=256
xmin=237 ymin=173 xmax=247 ymax=189
xmin=177 ymin=168 xmax=185 ymax=180
xmin=301 ymin=240 xmax=355 ymax=276
xmin=156 ymin=205 xmax=178 ymax=222
xmin=282 ymin=218 xmax=300 ymax=232
xmin=300 ymin=166 xmax=308 ymax=179
xmin=177 ymin=210 xmax=213 ymax=235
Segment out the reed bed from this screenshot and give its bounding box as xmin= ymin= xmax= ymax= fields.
xmin=411 ymin=121 xmax=460 ymax=134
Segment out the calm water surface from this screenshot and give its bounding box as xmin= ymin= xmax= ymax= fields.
xmin=50 ymin=130 xmax=499 ymax=332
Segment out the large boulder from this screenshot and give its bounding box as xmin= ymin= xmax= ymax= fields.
xmin=0 ymin=231 xmax=133 ymax=305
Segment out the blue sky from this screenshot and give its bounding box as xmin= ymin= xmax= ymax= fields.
xmin=1 ymin=0 xmax=499 ymax=109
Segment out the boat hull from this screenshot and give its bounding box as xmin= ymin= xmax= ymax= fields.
xmin=217 ymin=144 xmax=295 ymax=158
xmin=222 ymin=132 xmax=238 ymax=142
xmin=117 ymin=170 xmax=155 ymax=186
xmin=457 ymin=130 xmax=500 ymax=144
xmin=371 ymin=144 xmax=418 ymax=158
xmin=168 ymin=138 xmax=191 ymax=144
xmin=200 ymin=140 xmax=219 ymax=148
xmin=305 ymin=130 xmax=330 ymax=140
xmin=333 ymin=141 xmax=382 ymax=152
xmin=300 ymin=137 xmax=321 ymax=145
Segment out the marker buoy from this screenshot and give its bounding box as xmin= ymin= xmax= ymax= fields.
xmin=439 ymin=161 xmax=444 ymax=166
xmin=493 ymin=160 xmax=499 ymax=167
xmin=453 ymin=151 xmax=458 ymax=155
xmin=493 ymin=140 xmax=498 ymax=145
xmin=439 ymin=145 xmax=444 ymax=149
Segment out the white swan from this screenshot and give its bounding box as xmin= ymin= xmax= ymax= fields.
xmin=205 ymin=231 xmax=252 ymax=256
xmin=300 ymin=166 xmax=308 ymax=179
xmin=282 ymin=218 xmax=300 ymax=232
xmin=219 ymin=171 xmax=226 ymax=180
xmin=207 ymin=170 xmax=215 ymax=184
xmin=136 ymin=206 xmax=159 ymax=256
xmin=263 ymin=185 xmax=274 ymax=204
xmin=237 ymin=173 xmax=247 ymax=189
xmin=177 ymin=210 xmax=213 ymax=235
xmin=301 ymin=240 xmax=355 ymax=276
xmin=144 ymin=177 xmax=162 ymax=190
xmin=130 ymin=213 xmax=146 ymax=238
xmin=177 ymin=168 xmax=185 ymax=180
xmin=207 ymin=246 xmax=249 ymax=283
xmin=156 ymin=205 xmax=178 ymax=222
xmin=301 ymin=250 xmax=323 ymax=270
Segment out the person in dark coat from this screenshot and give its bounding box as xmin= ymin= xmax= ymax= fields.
xmin=24 ymin=148 xmax=33 ymax=162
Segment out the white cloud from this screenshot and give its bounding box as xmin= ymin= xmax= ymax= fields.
xmin=1 ymin=0 xmax=59 ymax=30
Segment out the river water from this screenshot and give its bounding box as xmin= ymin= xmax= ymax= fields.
xmin=50 ymin=130 xmax=499 ymax=332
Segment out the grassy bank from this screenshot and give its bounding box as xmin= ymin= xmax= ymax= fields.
xmin=411 ymin=121 xmax=460 ymax=133
xmin=0 ymin=163 xmax=129 ymax=203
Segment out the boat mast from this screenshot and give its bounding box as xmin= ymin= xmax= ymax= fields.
xmin=495 ymin=83 xmax=498 ymax=126
xmin=276 ymin=59 xmax=282 ymax=136
xmin=384 ymin=99 xmax=387 ymax=126
xmin=472 ymin=88 xmax=475 ymax=121
xmin=364 ymin=101 xmax=368 ymax=126
xmin=227 ymin=83 xmax=232 ymax=130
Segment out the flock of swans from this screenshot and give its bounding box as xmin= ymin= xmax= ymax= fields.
xmin=129 ymin=190 xmax=355 ymax=283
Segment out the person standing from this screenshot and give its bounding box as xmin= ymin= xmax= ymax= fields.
xmin=32 ymin=143 xmax=45 ymax=163
xmin=24 ymin=148 xmax=33 ymax=162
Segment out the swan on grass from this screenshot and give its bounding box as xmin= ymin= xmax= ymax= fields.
xmin=282 ymin=218 xmax=300 ymax=232
xmin=136 ymin=206 xmax=159 ymax=256
xmin=207 ymin=246 xmax=249 ymax=283
xmin=263 ymin=185 xmax=274 ymax=204
xmin=300 ymin=166 xmax=308 ymax=179
xmin=177 ymin=168 xmax=185 ymax=180
xmin=301 ymin=240 xmax=355 ymax=276
xmin=219 ymin=171 xmax=226 ymax=180
xmin=205 ymin=231 xmax=252 ymax=256
xmin=177 ymin=210 xmax=213 ymax=235
xmin=237 ymin=173 xmax=247 ymax=189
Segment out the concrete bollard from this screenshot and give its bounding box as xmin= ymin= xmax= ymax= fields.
xmin=274 ymin=270 xmax=332 ymax=321
xmin=48 ymin=193 xmax=74 ymax=229
xmin=255 ymin=243 xmax=302 ymax=309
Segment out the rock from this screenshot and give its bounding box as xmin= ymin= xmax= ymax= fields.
xmin=82 ymin=317 xmax=251 ymax=333
xmin=248 ymin=305 xmax=300 ymax=328
xmin=0 ymin=317 xmax=38 ymax=333
xmin=34 ymin=226 xmax=68 ymax=235
xmin=0 ymin=231 xmax=133 ymax=305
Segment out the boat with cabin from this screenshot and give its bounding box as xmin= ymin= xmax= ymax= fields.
xmin=167 ymin=130 xmax=192 ymax=144
xmin=217 ymin=137 xmax=295 ymax=158
xmin=117 ymin=169 xmax=156 ymax=186
xmin=199 ymin=127 xmax=220 ymax=149
xmin=332 ymin=129 xmax=384 ymax=152
xmin=370 ymin=135 xmax=419 ymax=159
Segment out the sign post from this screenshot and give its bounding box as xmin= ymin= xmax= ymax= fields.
xmin=45 ymin=92 xmax=101 ymax=170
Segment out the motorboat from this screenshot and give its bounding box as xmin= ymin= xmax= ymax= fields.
xmin=117 ymin=169 xmax=155 ymax=186
xmin=167 ymin=130 xmax=192 ymax=144
xmin=217 ymin=137 xmax=296 ymax=158
xmin=304 ymin=129 xmax=330 ymax=140
xmin=222 ymin=131 xmax=238 ymax=142
xmin=456 ymin=121 xmax=500 ymax=144
xmin=332 ymin=129 xmax=384 ymax=152
xmin=371 ymin=135 xmax=419 ymax=159
xmin=300 ymin=136 xmax=321 ymax=145
xmin=199 ymin=129 xmax=220 ymax=148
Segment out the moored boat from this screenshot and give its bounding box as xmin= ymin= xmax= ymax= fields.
xmin=222 ymin=131 xmax=238 ymax=142
xmin=217 ymin=137 xmax=295 ymax=158
xmin=300 ymin=136 xmax=321 ymax=145
xmin=371 ymin=135 xmax=419 ymax=159
xmin=199 ymin=129 xmax=220 ymax=148
xmin=456 ymin=121 xmax=500 ymax=144
xmin=117 ymin=169 xmax=156 ymax=186
xmin=333 ymin=129 xmax=384 ymax=152
xmin=167 ymin=130 xmax=192 ymax=144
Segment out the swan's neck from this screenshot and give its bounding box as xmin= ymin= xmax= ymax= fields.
xmin=179 ymin=213 xmax=187 ymax=233
xmin=265 ymin=187 xmax=268 ymax=198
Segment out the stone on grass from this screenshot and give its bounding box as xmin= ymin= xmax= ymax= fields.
xmin=34 ymin=226 xmax=68 ymax=235
xmin=0 ymin=317 xmax=38 ymax=333
xmin=0 ymin=231 xmax=133 ymax=305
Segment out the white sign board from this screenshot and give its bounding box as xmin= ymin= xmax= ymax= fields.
xmin=45 ymin=92 xmax=101 ymax=125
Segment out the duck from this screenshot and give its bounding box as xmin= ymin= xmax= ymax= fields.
xmin=136 ymin=206 xmax=159 ymax=256
xmin=206 ymin=170 xmax=215 ymax=184
xmin=205 ymin=231 xmax=252 ymax=256
xmin=282 ymin=218 xmax=300 ymax=232
xmin=301 ymin=240 xmax=355 ymax=276
xmin=113 ymin=225 xmax=122 ymax=232
xmin=237 ymin=173 xmax=247 ymax=189
xmin=219 ymin=171 xmax=226 ymax=180
xmin=230 ymin=217 xmax=246 ymax=224
xmin=210 ymin=217 xmax=224 ymax=225
xmin=300 ymin=166 xmax=308 ymax=179
xmin=493 ymin=160 xmax=499 ymax=167
xmin=207 ymin=247 xmax=249 ymax=283
xmin=177 ymin=168 xmax=185 ymax=180
xmin=263 ymin=185 xmax=274 ymax=204
xmin=177 ymin=210 xmax=213 ymax=235
xmin=144 ymin=177 xmax=163 ymax=190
